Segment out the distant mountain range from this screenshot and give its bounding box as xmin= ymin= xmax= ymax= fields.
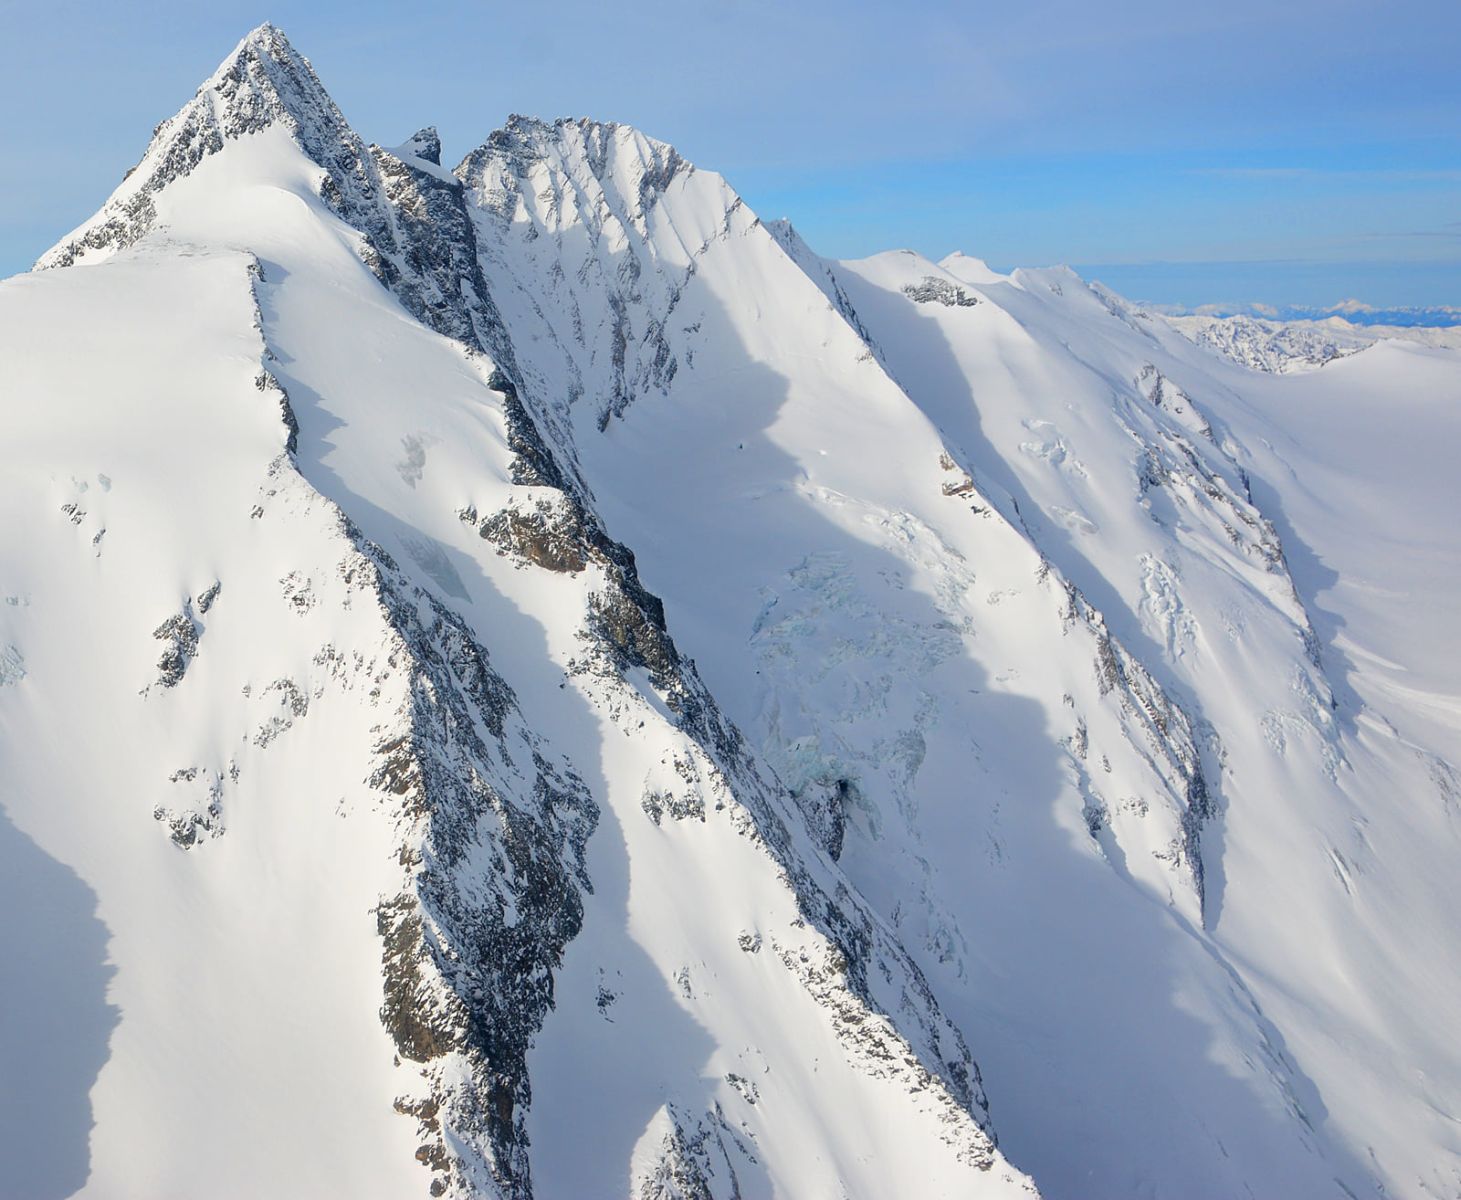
xmin=1148 ymin=298 xmax=1461 ymax=327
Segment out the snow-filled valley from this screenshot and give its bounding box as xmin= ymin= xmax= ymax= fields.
xmin=2 ymin=24 xmax=1459 ymax=1200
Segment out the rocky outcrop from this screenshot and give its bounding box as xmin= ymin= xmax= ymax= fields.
xmin=150 ymin=610 xmax=199 ymax=689
xmin=903 ymin=276 xmax=979 ymax=307
xmin=365 ymin=559 xmax=599 ymax=1199
xmin=635 ymin=1103 xmax=749 ymax=1200
xmin=1053 ymin=571 xmax=1216 ymax=912
xmin=148 ymin=581 xmax=223 ymax=692
xmin=467 ymin=495 xmax=589 ymax=575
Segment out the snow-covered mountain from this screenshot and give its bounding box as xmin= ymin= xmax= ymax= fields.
xmin=2 ymin=24 xmax=1458 ymax=1200
xmin=1157 ymin=308 xmax=1461 ymax=373
xmin=1156 ymin=298 xmax=1461 ymax=329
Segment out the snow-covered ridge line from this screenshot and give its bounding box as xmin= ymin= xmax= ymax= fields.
xmin=459 ymin=107 xmax=1423 ymax=1198
xmin=243 ymin=249 xmax=600 ymax=1200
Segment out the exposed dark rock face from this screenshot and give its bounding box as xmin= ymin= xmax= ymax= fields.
xmin=903 ymin=276 xmax=979 ymax=307
xmin=472 ymin=496 xmax=588 ymax=575
xmin=345 ymin=524 xmax=599 ymax=1200
xmin=496 ymin=375 xmax=574 ymax=492
xmin=400 ymin=126 xmax=443 ymax=166
xmin=822 ymin=778 xmax=852 ymax=863
xmin=1052 ymin=573 xmax=1216 ymax=915
xmin=366 ymin=142 xmax=512 ymax=355
xmin=637 ymin=1103 xmax=749 ymax=1200
xmin=151 ymin=610 xmax=199 ymax=689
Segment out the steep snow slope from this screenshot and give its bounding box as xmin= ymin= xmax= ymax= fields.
xmin=819 ymin=245 xmax=1461 ymax=1197
xmin=2 ymin=26 xmax=1034 ymax=1200
xmin=0 ymin=236 xmax=426 ymax=1200
xmin=1220 ymin=342 xmax=1461 ymax=765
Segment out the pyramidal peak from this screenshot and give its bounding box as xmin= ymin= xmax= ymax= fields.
xmin=36 ymin=22 xmax=360 ymax=270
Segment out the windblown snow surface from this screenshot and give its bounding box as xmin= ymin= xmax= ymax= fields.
xmin=1 ymin=24 xmax=1458 ymax=1200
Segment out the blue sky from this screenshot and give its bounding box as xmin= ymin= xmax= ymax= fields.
xmin=1 ymin=0 xmax=1457 ymax=307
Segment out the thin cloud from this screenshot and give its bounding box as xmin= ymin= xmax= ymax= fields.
xmin=1358 ymin=229 xmax=1461 ymax=240
xmin=1194 ymin=166 xmax=1461 ymax=183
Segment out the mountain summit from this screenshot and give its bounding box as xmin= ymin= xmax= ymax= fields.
xmin=3 ymin=25 xmax=1460 ymax=1200
xmin=39 ymin=24 xmax=351 ymax=268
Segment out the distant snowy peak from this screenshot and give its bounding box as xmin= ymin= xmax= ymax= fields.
xmin=37 ymin=24 xmax=361 ymax=269
xmin=1090 ymin=282 xmax=1375 ymax=372
xmin=1170 ymin=298 xmax=1461 ymax=328
xmin=1082 ymin=284 xmax=1461 ymax=372
xmin=1166 ymin=311 xmax=1461 ymax=372
xmin=1166 ymin=312 xmax=1366 ymax=373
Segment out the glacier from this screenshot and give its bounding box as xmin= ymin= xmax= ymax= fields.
xmin=1 ymin=23 xmax=1458 ymax=1200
